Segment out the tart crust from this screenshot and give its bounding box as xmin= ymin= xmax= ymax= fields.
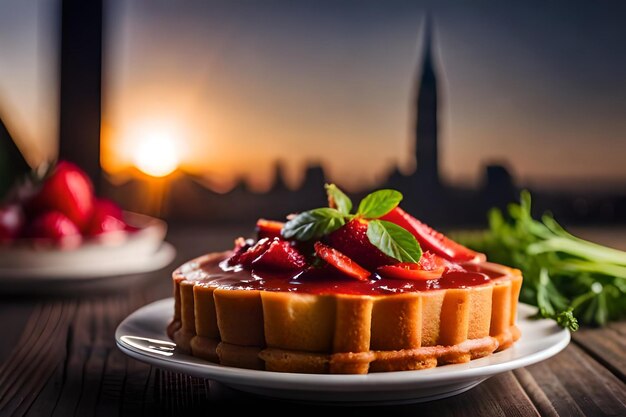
xmin=169 ymin=252 xmax=522 ymax=374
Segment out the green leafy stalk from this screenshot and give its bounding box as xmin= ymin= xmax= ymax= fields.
xmin=527 ymin=237 xmax=626 ymax=265
xmin=453 ymin=190 xmax=626 ymax=329
xmin=538 ymin=308 xmax=579 ymax=331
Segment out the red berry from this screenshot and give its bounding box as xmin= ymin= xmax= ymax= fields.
xmin=225 ymin=237 xmax=254 ymax=266
xmin=377 ymin=252 xmax=458 ymax=281
xmin=0 ymin=204 xmax=25 ymax=242
xmin=252 ymin=238 xmax=306 ymax=271
xmin=28 ymin=161 xmax=94 ymax=231
xmin=87 ymin=198 xmax=126 ymax=235
xmin=26 ymin=211 xmax=81 ymax=242
xmin=325 ymin=219 xmax=396 ymax=270
xmin=256 ymin=218 xmax=284 ymax=240
xmin=314 ymin=242 xmax=370 ymax=281
xmin=235 ymin=238 xmax=273 ymax=266
xmin=382 ymin=207 xmax=485 ymax=263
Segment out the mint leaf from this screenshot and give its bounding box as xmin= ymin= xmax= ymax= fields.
xmin=325 ymin=183 xmax=352 ymax=215
xmin=282 ymin=208 xmax=345 ymax=241
xmin=357 ymin=189 xmax=403 ymax=219
xmin=367 ymin=220 xmax=422 ymax=263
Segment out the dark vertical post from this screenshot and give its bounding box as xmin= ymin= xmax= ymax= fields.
xmin=58 ymin=0 xmax=103 ymax=191
xmin=415 ymin=16 xmax=439 ymax=186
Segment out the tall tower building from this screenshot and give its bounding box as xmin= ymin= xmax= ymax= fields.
xmin=415 ymin=17 xmax=439 ymax=186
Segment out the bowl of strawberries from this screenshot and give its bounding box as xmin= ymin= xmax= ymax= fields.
xmin=0 ymin=161 xmax=175 ymax=279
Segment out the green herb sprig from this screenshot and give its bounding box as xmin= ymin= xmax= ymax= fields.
xmin=282 ymin=184 xmax=422 ymax=263
xmin=454 ymin=191 xmax=626 ymax=330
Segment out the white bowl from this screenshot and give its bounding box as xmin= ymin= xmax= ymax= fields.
xmin=0 ymin=211 xmax=175 ymax=280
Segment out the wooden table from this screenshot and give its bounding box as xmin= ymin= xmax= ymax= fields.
xmin=0 ymin=226 xmax=624 ymax=416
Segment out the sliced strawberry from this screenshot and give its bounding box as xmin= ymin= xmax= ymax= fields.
xmin=233 ymin=237 xmax=252 ymax=254
xmin=381 ymin=207 xmax=485 ymax=263
xmin=252 ymin=238 xmax=306 ymax=271
xmin=87 ymin=198 xmax=127 ymax=235
xmin=256 ymin=219 xmax=285 ymax=240
xmin=225 ymin=237 xmax=253 ymax=266
xmin=28 ymin=161 xmax=94 ymax=231
xmin=325 ymin=219 xmax=396 ymax=270
xmin=420 ymin=251 xmax=463 ymax=272
xmin=378 ymin=263 xmax=441 ymax=280
xmin=25 ymin=211 xmax=81 ymax=242
xmin=235 ymin=238 xmax=273 ymax=266
xmin=378 ymin=252 xmax=458 ymax=280
xmin=0 ymin=204 xmax=24 ymax=242
xmin=314 ymin=242 xmax=370 ymax=281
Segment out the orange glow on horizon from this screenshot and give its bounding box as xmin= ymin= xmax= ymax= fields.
xmin=102 ymin=117 xmax=185 ymax=178
xmin=133 ymin=131 xmax=179 ymax=177
xmin=99 ymin=4 xmax=626 ymax=194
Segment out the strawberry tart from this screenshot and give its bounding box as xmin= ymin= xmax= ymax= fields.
xmin=169 ymin=185 xmax=522 ymax=374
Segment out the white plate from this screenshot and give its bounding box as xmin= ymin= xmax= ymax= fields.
xmin=0 ymin=212 xmax=176 ymax=280
xmin=115 ymin=299 xmax=570 ymax=405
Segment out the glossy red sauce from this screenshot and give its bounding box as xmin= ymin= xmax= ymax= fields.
xmin=183 ymin=255 xmax=505 ymax=296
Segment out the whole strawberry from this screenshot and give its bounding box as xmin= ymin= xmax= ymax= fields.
xmin=28 ymin=161 xmax=95 ymax=231
xmin=87 ymin=198 xmax=127 ymax=235
xmin=326 ymin=219 xmax=396 ymax=270
xmin=25 ymin=211 xmax=81 ymax=244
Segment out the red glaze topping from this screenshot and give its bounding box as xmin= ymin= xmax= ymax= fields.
xmin=189 ymin=188 xmax=494 ymax=296
xmin=183 ymin=254 xmax=505 ymax=296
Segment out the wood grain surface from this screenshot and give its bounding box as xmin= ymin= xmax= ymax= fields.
xmin=0 ymin=226 xmax=624 ymax=416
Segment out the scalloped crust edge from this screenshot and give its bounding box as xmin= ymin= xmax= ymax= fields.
xmin=169 ymin=252 xmax=523 ymax=374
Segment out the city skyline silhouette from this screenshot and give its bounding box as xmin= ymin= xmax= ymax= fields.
xmin=105 ymin=18 xmax=625 ymax=226
xmin=2 ymin=4 xmax=626 ymax=224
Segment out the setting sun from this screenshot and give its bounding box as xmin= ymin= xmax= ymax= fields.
xmin=133 ymin=131 xmax=179 ymax=177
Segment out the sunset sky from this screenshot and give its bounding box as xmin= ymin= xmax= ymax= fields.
xmin=0 ymin=0 xmax=57 ymax=166
xmin=2 ymin=1 xmax=626 ymax=192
